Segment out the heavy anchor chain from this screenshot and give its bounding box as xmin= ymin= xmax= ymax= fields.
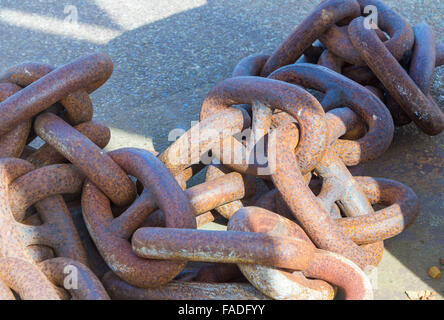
xmin=238 ymin=0 xmax=444 ymax=135
xmin=0 ymin=0 xmax=440 ymax=300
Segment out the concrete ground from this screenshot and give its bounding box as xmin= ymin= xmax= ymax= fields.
xmin=0 ymin=0 xmax=442 ymax=299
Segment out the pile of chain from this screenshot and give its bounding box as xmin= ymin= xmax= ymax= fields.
xmin=0 ymin=0 xmax=441 ymax=300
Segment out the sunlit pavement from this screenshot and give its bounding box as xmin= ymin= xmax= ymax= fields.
xmin=0 ymin=0 xmax=442 ymax=300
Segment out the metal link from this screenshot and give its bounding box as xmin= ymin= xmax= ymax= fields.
xmin=337 ymin=176 xmax=419 ymax=244
xmin=203 ymin=164 xmax=255 ymax=219
xmin=230 ymin=207 xmax=373 ymax=300
xmin=131 ymin=207 xmax=373 ymax=300
xmin=159 ymin=108 xmax=251 ymax=177
xmin=268 ymin=63 xmax=394 ymax=165
xmin=39 ymin=257 xmax=110 ymax=300
xmin=385 ymin=23 xmax=439 ymax=126
xmin=0 ymin=0 xmax=438 ymax=298
xmin=0 ymin=257 xmax=61 ymax=300
xmin=0 ymin=62 xmax=93 ymax=125
xmin=200 ymin=76 xmax=329 ymax=174
xmin=25 ymin=120 xmax=110 ymax=168
xmin=320 ymin=0 xmax=414 ymax=66
xmin=0 ymin=53 xmax=112 ymax=136
xmin=143 ymin=164 xmax=255 ymax=227
xmin=132 ymin=227 xmax=315 ymax=270
xmin=227 ymin=57 xmax=387 ymax=268
xmin=81 ymin=148 xmax=196 ymax=288
xmin=34 ymin=112 xmax=136 ymax=207
xmin=2 ymin=159 xmax=88 ymax=265
xmin=270 ymin=123 xmax=377 ymax=269
xmin=348 ymin=17 xmax=444 ymax=135
xmin=0 ymin=83 xmax=31 ymax=158
xmin=102 ymin=271 xmax=268 ymax=300
xmin=260 ymin=0 xmax=360 ymax=76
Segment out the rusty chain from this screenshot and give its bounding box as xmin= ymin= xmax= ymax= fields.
xmin=0 ymin=0 xmax=442 ymax=300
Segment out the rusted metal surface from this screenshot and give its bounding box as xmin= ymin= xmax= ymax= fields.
xmin=144 ymin=165 xmax=255 ymax=227
xmin=0 ymin=83 xmax=30 ymax=158
xmin=26 ymin=120 xmax=110 ymax=168
xmin=337 ymin=176 xmax=419 ymax=244
xmin=133 ymin=205 xmax=376 ymax=300
xmin=65 ymin=201 xmax=110 ymax=279
xmin=320 ymin=0 xmax=414 ymax=66
xmin=35 ymin=113 xmax=136 ymax=207
xmin=39 ymin=257 xmax=110 ymax=300
xmin=268 ymin=63 xmax=394 ymax=165
xmin=318 ymin=49 xmax=344 ymax=73
xmin=348 ymin=17 xmax=444 ymax=135
xmin=0 ymin=62 xmax=93 ymax=125
xmin=204 ymin=164 xmax=255 ymax=219
xmin=0 ymin=257 xmax=61 ymax=300
xmin=229 ymin=207 xmax=373 ymax=300
xmin=160 ymin=107 xmax=251 ymax=177
xmin=8 ymin=164 xmax=84 ymax=221
xmin=342 ymin=65 xmax=378 ymax=86
xmin=270 ymin=124 xmax=377 ymax=269
xmin=132 ymin=227 xmax=315 ymax=270
xmin=82 ymin=148 xmax=196 ymax=288
xmin=222 ymin=56 xmax=394 ymax=271
xmin=296 ymin=41 xmax=326 ymax=64
xmin=250 ymin=0 xmax=443 ymax=135
xmin=260 ymin=0 xmax=360 ymax=76
xmin=0 ymin=158 xmax=45 ymax=262
xmin=233 ymin=54 xmax=269 ymax=78
xmin=0 ymin=159 xmax=89 ymax=265
xmin=230 ymin=55 xmax=393 ymax=166
xmin=385 ymin=23 xmax=438 ymax=126
xmin=256 ymin=174 xmax=419 ymax=246
xmin=200 ymin=76 xmax=328 ymax=174
xmin=317 ymin=50 xmax=382 ymax=90
xmin=0 ymin=53 xmax=112 ymax=136
xmin=221 ymin=56 xmax=388 ymax=270
xmin=102 ymin=271 xmax=268 ymax=300
xmin=263 ymin=134 xmax=415 ymax=270
xmin=0 ymin=53 xmax=116 ymax=299
xmin=0 ymin=0 xmax=439 ymax=298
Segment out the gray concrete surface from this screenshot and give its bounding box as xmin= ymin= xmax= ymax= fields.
xmin=0 ymin=0 xmax=442 ymax=299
